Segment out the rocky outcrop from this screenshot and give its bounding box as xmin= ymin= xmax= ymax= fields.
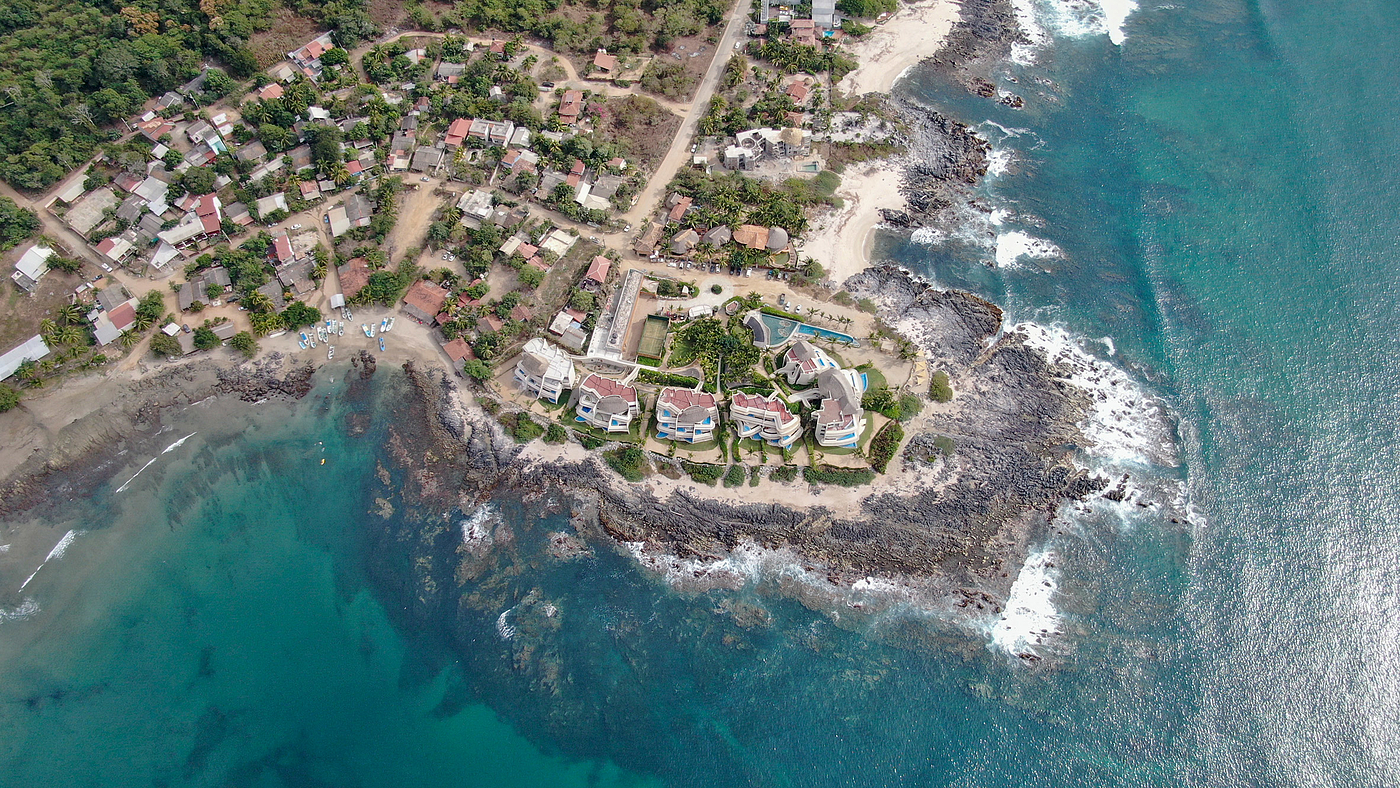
xmin=928 ymin=0 xmax=1025 ymax=87
xmin=895 ymin=99 xmax=992 ymax=225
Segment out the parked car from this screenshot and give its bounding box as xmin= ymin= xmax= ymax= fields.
xmin=541 ymin=81 xmax=555 ymax=89
xmin=420 ymin=176 xmax=430 ymax=182
xmin=290 ymin=223 xmax=302 ymax=229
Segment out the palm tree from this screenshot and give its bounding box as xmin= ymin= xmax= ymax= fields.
xmin=57 ymin=304 xmax=85 ymax=325
xmin=38 ymin=318 xmax=57 ymax=342
xmin=133 ymin=313 xmax=155 ymax=332
xmin=120 ymin=330 xmax=141 ymax=349
xmin=56 ymin=325 xmax=85 ymax=347
xmin=332 ymin=164 xmax=352 ymax=187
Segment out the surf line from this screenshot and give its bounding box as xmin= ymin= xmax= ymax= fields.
xmin=18 ymin=529 xmax=82 ymax=591
xmin=115 ymin=432 xmax=197 ymax=494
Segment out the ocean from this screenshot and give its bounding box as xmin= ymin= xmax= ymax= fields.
xmin=3 ymin=0 xmax=1399 ymax=784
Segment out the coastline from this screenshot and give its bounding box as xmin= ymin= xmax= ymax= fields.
xmin=803 ymin=160 xmax=905 ymax=285
xmin=837 ymin=0 xmax=963 ymax=96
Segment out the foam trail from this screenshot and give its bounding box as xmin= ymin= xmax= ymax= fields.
xmin=18 ymin=529 xmax=82 ymax=591
xmin=995 ymin=230 xmax=1063 ymax=268
xmin=989 ymin=548 xmax=1062 ymax=655
xmin=0 ymin=544 xmax=9 ymax=553
xmin=115 ymin=432 xmax=196 ymax=493
xmin=0 ymin=597 xmax=39 ymax=623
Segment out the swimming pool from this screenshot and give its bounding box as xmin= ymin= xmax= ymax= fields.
xmin=753 ymin=311 xmax=858 ymax=348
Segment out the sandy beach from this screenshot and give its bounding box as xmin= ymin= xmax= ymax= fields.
xmin=803 ymin=161 xmax=906 ymax=284
xmin=838 ymin=0 xmax=961 ymax=96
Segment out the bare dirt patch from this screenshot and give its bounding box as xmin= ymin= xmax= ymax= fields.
xmin=384 ymin=183 xmax=447 ymax=264
xmin=247 ymin=9 xmax=322 ymax=67
xmin=0 ymin=270 xmax=86 ymax=353
xmin=599 ymin=96 xmax=683 ymax=170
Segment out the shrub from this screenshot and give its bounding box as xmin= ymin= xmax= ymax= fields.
xmin=929 ymin=371 xmax=953 ymax=403
xmin=896 ymin=393 xmax=923 ymax=422
xmin=192 ymin=326 xmax=220 ymax=350
xmin=605 ymin=447 xmax=649 ymax=481
xmin=861 ymin=386 xmax=897 ymax=415
xmin=229 ymin=331 xmax=258 ymax=358
xmin=722 ymin=464 xmax=746 ymax=488
xmin=544 ymin=423 xmax=568 ymax=444
xmin=463 ymin=360 xmax=492 ymax=380
xmin=682 ymin=461 xmax=725 ymax=486
xmin=933 ymin=435 xmax=956 ymax=456
xmin=637 ymin=369 xmax=700 ymax=388
xmin=710 ymin=283 xmax=723 ymax=295
xmin=802 ymin=464 xmax=875 ymax=487
xmin=867 ymin=422 xmax=905 ymax=473
xmin=770 ymin=464 xmax=799 ymax=482
xmin=578 ymin=433 xmax=605 ymax=450
xmin=0 ymin=384 xmax=20 ymax=412
xmin=857 ymin=298 xmax=878 ymax=314
xmin=502 ymin=412 xmax=546 ymax=443
xmin=150 ymin=333 xmax=182 ymax=358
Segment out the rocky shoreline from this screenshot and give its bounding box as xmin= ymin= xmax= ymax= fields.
xmin=379 ymin=265 xmax=1108 ymax=618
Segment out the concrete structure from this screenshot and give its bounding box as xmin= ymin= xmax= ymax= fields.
xmin=588 ymin=268 xmax=644 ymax=360
xmin=655 ymin=388 xmax=720 ymax=444
xmin=730 ymin=391 xmax=802 ymax=448
xmin=572 ymin=374 xmax=640 ymax=433
xmin=812 ymin=367 xmax=867 ymax=448
xmin=512 ymin=337 xmax=577 ymax=403
xmin=777 ymin=339 xmax=839 ymax=385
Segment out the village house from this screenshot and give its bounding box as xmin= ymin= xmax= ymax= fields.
xmin=655 ymin=388 xmax=720 ymax=444
xmin=337 ymin=257 xmax=371 ymax=301
xmin=730 ymin=391 xmax=803 ymax=448
xmin=512 ymin=337 xmax=577 ymax=403
xmin=177 ymin=266 xmax=232 ymax=311
xmin=547 ymin=308 xmax=589 ymax=351
xmin=592 ymin=49 xmax=617 ymax=74
xmin=400 ymin=280 xmax=450 ymax=324
xmin=0 ymin=336 xmax=51 ymax=381
xmin=558 ymin=90 xmax=584 ymax=125
xmin=583 ymin=255 xmax=611 ymax=290
xmin=10 ymin=245 xmax=53 ymax=292
xmin=441 ymin=337 xmax=475 ymax=372
xmin=571 ymin=373 xmax=640 ymax=433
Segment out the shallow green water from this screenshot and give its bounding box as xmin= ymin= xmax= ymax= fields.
xmin=5 ymin=0 xmax=1400 ymax=784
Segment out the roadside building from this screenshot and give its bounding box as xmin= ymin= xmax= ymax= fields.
xmin=11 ymin=245 xmax=54 ymax=292
xmin=401 ymin=280 xmax=450 ymax=324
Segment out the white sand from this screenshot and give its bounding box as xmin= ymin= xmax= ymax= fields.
xmin=803 ymin=161 xmax=905 ymax=284
xmin=838 ymin=0 xmax=962 ymax=96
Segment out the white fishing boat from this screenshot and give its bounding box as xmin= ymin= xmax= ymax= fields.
xmin=327 ymin=345 xmax=335 ymax=360
xmin=298 ymin=339 xmax=307 ymax=350
xmin=337 ymin=322 xmax=344 ymax=337
xmin=362 ymin=323 xmax=371 ymax=337
xmin=369 ymin=323 xmax=376 ymax=338
xmin=379 ymin=318 xmax=388 ymax=333
xmin=385 ymin=317 xmax=396 ymax=332
xmin=378 ymin=336 xmax=385 ymax=352
xmin=308 ymin=336 xmax=316 ymax=348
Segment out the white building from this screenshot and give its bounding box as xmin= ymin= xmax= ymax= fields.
xmin=512 ymin=337 xmax=576 ymax=403
xmin=0 ymin=335 xmax=51 ymax=379
xmin=654 ymin=388 xmax=720 ymax=444
xmin=776 ymin=340 xmax=839 ymax=386
xmin=11 ymin=245 xmax=54 ymax=292
xmin=730 ymin=391 xmax=802 ymax=449
xmin=812 ymin=367 xmax=868 ymax=448
xmin=572 ymin=374 xmax=640 ymax=433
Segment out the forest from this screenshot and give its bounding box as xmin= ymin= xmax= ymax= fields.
xmin=0 ymin=0 xmax=377 ymax=190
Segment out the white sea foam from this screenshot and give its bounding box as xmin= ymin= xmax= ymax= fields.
xmin=0 ymin=543 xmax=9 ymax=553
xmin=989 ymin=548 xmax=1062 ymax=656
xmin=115 ymin=432 xmax=197 ymax=493
xmin=18 ymin=529 xmax=84 ymax=591
xmin=459 ymin=503 xmax=498 ymax=544
xmin=1015 ymin=323 xmax=1178 ymax=469
xmin=995 ymin=230 xmax=1063 ymax=268
xmin=1011 ymin=0 xmax=1137 ymax=59
xmin=495 ymin=608 xmax=516 ymax=639
xmin=0 ymin=597 xmax=39 ymax=623
xmin=987 ymin=147 xmax=1014 ymax=178
xmin=909 ymin=227 xmax=947 ymax=245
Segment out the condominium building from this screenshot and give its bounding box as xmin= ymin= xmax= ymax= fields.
xmin=812 ymin=367 xmax=868 ymax=448
xmin=655 ymin=388 xmax=720 ymax=444
xmin=512 ymin=337 xmax=576 ymax=403
xmin=729 ymin=392 xmax=802 ymax=449
xmin=777 ymin=339 xmax=839 ymax=386
xmin=572 ymin=374 xmax=641 ymax=433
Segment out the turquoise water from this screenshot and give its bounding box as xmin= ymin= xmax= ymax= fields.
xmin=5 ymin=0 xmax=1400 ymax=784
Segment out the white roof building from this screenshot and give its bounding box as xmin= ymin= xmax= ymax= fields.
xmin=11 ymin=245 xmax=54 ymax=292
xmin=512 ymin=337 xmax=577 ymax=403
xmin=0 ymin=335 xmax=51 ymax=380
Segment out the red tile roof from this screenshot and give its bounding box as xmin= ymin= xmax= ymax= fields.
xmin=403 ymin=280 xmax=449 ymax=318
xmin=584 ymin=255 xmax=610 ymax=283
xmin=580 ymin=373 xmax=637 ymax=403
xmin=338 ymin=257 xmax=370 ymax=298
xmin=658 ymin=388 xmax=716 ymax=410
xmin=273 ymin=235 xmax=293 ymax=263
xmin=668 ymin=196 xmax=692 ymax=222
xmin=108 ymin=302 xmax=137 ymax=332
xmin=511 ymin=304 xmax=533 ymax=323
xmin=443 ymin=338 xmax=475 ymax=362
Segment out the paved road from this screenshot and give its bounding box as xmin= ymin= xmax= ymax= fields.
xmin=618 ymin=0 xmax=750 ymax=230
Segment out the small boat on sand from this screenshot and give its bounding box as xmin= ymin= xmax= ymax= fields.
xmin=378 ymin=336 xmax=386 ymax=352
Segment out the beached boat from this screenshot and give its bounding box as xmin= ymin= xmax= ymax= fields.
xmin=337 ymin=322 xmax=344 ymax=337
xmin=385 ymin=317 xmax=396 ymax=332
xmin=327 ymin=345 xmax=335 ymax=360
xmin=298 ymin=339 xmax=307 ymax=350
xmin=362 ymin=323 xmax=371 ymax=337
xmin=369 ymin=323 xmax=376 ymax=338
xmin=308 ymin=336 xmax=316 ymax=348
xmin=378 ymin=336 xmax=385 ymax=352
xmin=379 ymin=318 xmax=388 ymax=333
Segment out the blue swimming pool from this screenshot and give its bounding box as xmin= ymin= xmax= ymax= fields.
xmin=753 ymin=312 xmax=857 ymax=348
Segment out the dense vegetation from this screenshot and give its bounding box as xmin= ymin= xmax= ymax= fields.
xmin=681 ymin=460 xmax=724 ymax=486
xmin=802 ymin=464 xmax=874 ymax=487
xmin=929 ymin=370 xmax=953 ymax=402
xmin=605 ymin=446 xmax=649 ymax=481
xmin=867 ymin=421 xmax=904 ymax=473
xmin=451 ymin=0 xmax=727 ymax=54
xmin=0 ymin=197 xmax=39 ymax=250
xmin=668 ymin=167 xmax=840 ymax=236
